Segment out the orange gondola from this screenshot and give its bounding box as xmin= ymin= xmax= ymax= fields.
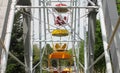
xmin=49 ymin=51 xmax=71 ymax=59
xmin=48 ymin=52 xmax=72 ymax=73
xmin=53 ymin=71 xmax=70 ymax=73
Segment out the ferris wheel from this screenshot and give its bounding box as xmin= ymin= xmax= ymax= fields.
xmin=38 ymin=1 xmax=81 ymax=72
xmin=0 ymin=0 xmax=120 ymax=73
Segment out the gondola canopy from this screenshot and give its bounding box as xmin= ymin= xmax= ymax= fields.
xmin=49 ymin=52 xmax=71 ymax=59
xmin=51 ymin=29 xmax=69 ymax=36
xmin=55 ymin=3 xmax=68 ymax=13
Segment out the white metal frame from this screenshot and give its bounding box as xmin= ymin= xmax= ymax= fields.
xmin=1 ymin=0 xmax=120 ymax=73
xmin=97 ymin=0 xmax=112 ymax=73
xmin=0 ymin=0 xmax=17 ymax=73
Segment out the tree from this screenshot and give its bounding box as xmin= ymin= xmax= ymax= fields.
xmin=116 ymin=0 xmax=120 ymax=15
xmin=6 ymin=10 xmax=25 ymax=73
xmin=78 ymin=20 xmax=106 ymax=73
xmin=94 ymin=20 xmax=106 ymax=72
xmin=79 ymin=41 xmax=84 ymax=65
xmin=32 ymin=44 xmax=53 ymax=73
xmin=33 ymin=44 xmax=40 ymax=66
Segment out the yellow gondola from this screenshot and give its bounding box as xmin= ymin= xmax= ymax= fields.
xmin=53 ymin=43 xmax=67 ymax=51
xmin=51 ymin=29 xmax=69 ymax=37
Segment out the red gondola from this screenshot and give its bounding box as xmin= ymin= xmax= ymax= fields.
xmin=55 ymin=16 xmax=68 ymax=26
xmin=55 ymin=3 xmax=68 ymax=13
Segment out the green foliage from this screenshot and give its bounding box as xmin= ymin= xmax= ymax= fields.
xmin=32 ymin=44 xmax=40 ymax=73
xmin=33 ymin=44 xmax=53 ymax=73
xmin=78 ymin=20 xmax=106 ymax=72
xmin=94 ymin=20 xmax=106 ymax=72
xmin=42 ymin=44 xmax=53 ymax=67
xmin=116 ymin=0 xmax=120 ymax=15
xmin=79 ymin=41 xmax=84 ymax=65
xmin=33 ymin=44 xmax=40 ymax=65
xmin=6 ymin=10 xmax=25 ymax=73
xmin=63 ymin=49 xmax=74 ymax=66
xmin=77 ymin=41 xmax=84 ymax=72
xmin=41 ymin=44 xmax=53 ymax=72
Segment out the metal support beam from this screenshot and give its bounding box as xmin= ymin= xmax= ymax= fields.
xmin=88 ymin=9 xmax=97 ymax=73
xmin=23 ymin=8 xmax=32 ymax=73
xmin=102 ymin=0 xmax=120 ymax=73
xmin=34 ymin=40 xmax=81 ymax=42
xmin=97 ymin=0 xmax=112 ymax=73
xmin=84 ymin=26 xmax=88 ymax=73
xmin=0 ymin=0 xmax=17 ymax=73
xmin=29 ymin=13 xmax=33 ymax=73
xmin=16 ymin=5 xmax=99 ymax=9
xmin=38 ymin=0 xmax=42 ymax=72
xmin=88 ymin=16 xmax=120 ymax=70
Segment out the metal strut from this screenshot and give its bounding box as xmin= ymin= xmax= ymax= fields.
xmin=97 ymin=0 xmax=112 ymax=73
xmin=0 ymin=0 xmax=17 ymax=73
